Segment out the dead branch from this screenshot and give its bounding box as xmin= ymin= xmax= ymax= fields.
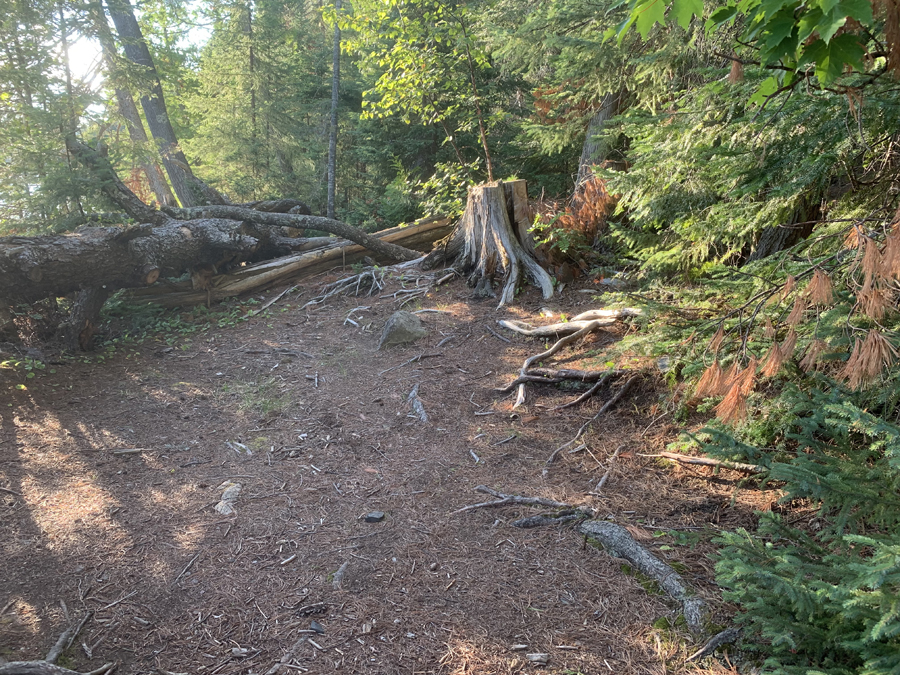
xmin=496 ymin=368 xmax=627 ymax=393
xmin=550 ymin=371 xmax=624 ymax=411
xmin=510 ymin=509 xmax=591 ymax=528
xmin=641 ymin=452 xmax=766 ymax=474
xmin=578 ymin=519 xmax=706 ymax=634
xmin=452 ymin=485 xmax=572 ymax=515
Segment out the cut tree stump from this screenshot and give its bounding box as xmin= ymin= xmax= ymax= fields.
xmin=423 ymin=180 xmax=553 ymax=307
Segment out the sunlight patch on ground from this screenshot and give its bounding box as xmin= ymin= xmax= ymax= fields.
xmin=20 ymin=474 xmax=127 ymax=552
xmin=439 ymin=637 xmax=522 ymax=675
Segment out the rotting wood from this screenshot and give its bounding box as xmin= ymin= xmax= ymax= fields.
xmin=578 ymin=519 xmax=706 ymax=634
xmin=422 ymin=180 xmax=553 ymax=307
xmin=641 ymin=451 xmax=767 ymax=474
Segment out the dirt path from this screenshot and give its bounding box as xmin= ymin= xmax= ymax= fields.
xmin=0 ymin=278 xmax=757 ymax=674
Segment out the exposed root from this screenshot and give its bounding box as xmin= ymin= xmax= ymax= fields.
xmin=303 ymin=267 xmax=387 ymax=308
xmin=641 ymin=452 xmax=766 ymax=474
xmin=578 ymin=519 xmax=706 ymax=634
xmin=498 ymin=308 xmax=643 ymax=338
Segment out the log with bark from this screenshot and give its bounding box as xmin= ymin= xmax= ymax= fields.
xmin=423 ymin=180 xmax=554 ymax=306
xmin=126 ymin=217 xmax=453 ymax=307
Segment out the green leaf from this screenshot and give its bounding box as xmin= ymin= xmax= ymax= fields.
xmin=836 ymin=0 xmax=874 ymax=23
xmin=634 ymin=0 xmax=667 ymax=38
xmin=749 ymin=75 xmax=779 ymax=105
xmin=707 ymin=4 xmax=737 ymax=28
xmin=801 ymin=34 xmax=865 ymax=83
xmin=672 ymin=0 xmax=704 ymax=29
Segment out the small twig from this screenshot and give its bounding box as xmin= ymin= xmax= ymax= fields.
xmin=491 ymin=434 xmax=516 ymax=446
xmin=550 ymin=371 xmax=622 ymax=411
xmin=111 ymin=448 xmax=145 ymax=455
xmin=595 ymin=445 xmax=624 ymax=491
xmin=640 ymin=452 xmax=766 ymax=474
xmin=45 ymin=611 xmax=93 ymax=664
xmin=99 ymin=590 xmax=137 ymax=611
xmin=377 ymin=352 xmax=442 ymax=376
xmin=171 ymin=552 xmax=201 ymax=586
xmin=0 ymin=486 xmax=21 ymax=496
xmin=486 ymin=325 xmax=511 ymax=343
xmin=247 ymin=285 xmax=299 ymax=317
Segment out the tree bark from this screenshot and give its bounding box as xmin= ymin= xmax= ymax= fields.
xmin=327 ymin=0 xmax=341 ymax=219
xmin=423 ymin=180 xmax=553 ymax=306
xmin=0 ymin=219 xmax=260 ymax=305
xmin=575 ymin=91 xmax=623 ymax=190
xmin=89 ymin=0 xmax=175 ymax=207
xmin=104 ymin=0 xmax=226 ymax=207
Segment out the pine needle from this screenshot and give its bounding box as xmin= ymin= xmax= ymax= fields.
xmin=841 ymin=329 xmax=898 ymax=389
xmin=709 ymin=325 xmax=725 ymax=353
xmin=715 ymin=381 xmax=747 ymax=424
xmin=799 ymin=339 xmax=829 ymax=372
xmin=761 ymin=344 xmax=786 ymax=378
xmin=763 ymin=316 xmax=776 ymax=339
xmin=694 ymin=361 xmax=724 ymax=399
xmin=786 ymin=296 xmax=808 ymax=326
xmin=806 ymin=269 xmax=834 ymax=305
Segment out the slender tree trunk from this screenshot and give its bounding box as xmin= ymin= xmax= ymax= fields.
xmin=89 ymin=1 xmax=175 ymax=207
xmin=456 ymin=15 xmax=493 ymax=181
xmin=575 ymin=91 xmax=622 ymax=190
xmin=327 ymin=0 xmax=341 ymax=219
xmin=104 ymin=0 xmax=224 ymax=207
xmin=246 ymin=3 xmax=259 ymax=179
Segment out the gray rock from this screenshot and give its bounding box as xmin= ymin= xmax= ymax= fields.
xmin=364 ymin=511 xmax=386 ymax=523
xmin=378 ymin=311 xmax=426 ymax=349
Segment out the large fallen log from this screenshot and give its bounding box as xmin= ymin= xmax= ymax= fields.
xmin=0 ymin=219 xmax=260 ymax=305
xmin=127 ymin=217 xmax=453 ymax=307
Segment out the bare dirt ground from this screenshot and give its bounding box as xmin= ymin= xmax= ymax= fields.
xmin=0 ymin=274 xmax=766 ymax=674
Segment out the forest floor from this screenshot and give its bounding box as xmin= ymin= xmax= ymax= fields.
xmin=0 ymin=271 xmax=769 ymax=675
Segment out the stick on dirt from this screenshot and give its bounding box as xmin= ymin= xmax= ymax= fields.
xmin=595 ymin=445 xmax=625 ymax=491
xmin=453 ymin=485 xmax=572 ymax=515
xmin=263 ymin=633 xmax=312 ymax=675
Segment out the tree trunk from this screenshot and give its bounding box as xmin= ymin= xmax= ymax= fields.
xmin=104 ymin=0 xmax=226 ymax=207
xmin=89 ymin=0 xmax=175 ymax=207
xmin=63 ymin=287 xmax=110 ymax=350
xmin=575 ymin=91 xmax=623 ymax=190
xmin=423 ymin=180 xmax=552 ymax=306
xmin=0 ymin=219 xmax=263 ymax=306
xmin=746 ymin=197 xmax=819 ymax=262
xmin=327 ymin=0 xmax=341 ymax=219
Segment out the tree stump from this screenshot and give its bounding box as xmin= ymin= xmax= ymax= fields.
xmin=424 ymin=180 xmax=553 ymax=307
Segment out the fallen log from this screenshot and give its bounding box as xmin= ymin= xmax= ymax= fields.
xmin=0 ymin=219 xmax=260 ymax=305
xmin=498 ymin=308 xmax=644 ymax=338
xmin=127 ymin=217 xmax=453 ymax=307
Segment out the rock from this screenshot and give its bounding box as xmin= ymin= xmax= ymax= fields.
xmin=214 ymin=481 xmax=242 ymax=515
xmin=364 ymin=511 xmax=386 ymax=523
xmin=526 ymin=653 xmax=550 ymax=664
xmin=378 ymin=311 xmax=426 ymax=349
xmin=310 ymin=620 xmax=325 ymax=634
